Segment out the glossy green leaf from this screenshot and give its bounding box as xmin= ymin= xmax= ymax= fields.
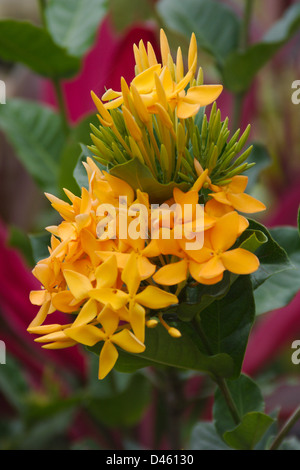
xmin=59 ymin=113 xmax=100 ymax=196
xmin=45 ymin=0 xmax=107 ymax=57
xmin=245 ymin=143 xmax=271 ymax=191
xmin=89 ymin=322 xmax=234 ymax=378
xmin=109 ymin=0 xmax=153 ymax=32
xmin=0 ymin=99 xmax=65 ymax=193
xmin=199 ymin=275 xmax=255 ymax=378
xmin=213 ymin=374 xmax=265 ymax=437
xmin=223 ymin=412 xmax=274 ymax=450
xmin=254 ymin=227 xmax=300 ymax=315
xmin=176 ymin=272 xmax=235 ymax=322
xmin=223 ymin=3 xmax=300 ymax=93
xmin=29 ymin=232 xmax=52 ymax=263
xmin=247 ymin=220 xmax=292 ymax=289
xmin=110 ymin=157 xmax=189 ymax=203
xmin=188 ymin=422 xmax=231 ymax=450
xmin=0 ymin=20 xmax=80 ymax=79
xmin=86 ymin=371 xmax=151 ymax=427
xmin=8 ymin=226 xmax=35 ymax=267
xmin=157 ymin=0 xmax=240 ymax=64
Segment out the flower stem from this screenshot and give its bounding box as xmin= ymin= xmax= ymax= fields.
xmin=269 ymin=406 xmax=300 ymax=450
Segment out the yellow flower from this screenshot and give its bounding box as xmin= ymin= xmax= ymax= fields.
xmin=209 ymin=175 xmax=266 ymax=214
xmin=94 ymin=29 xmax=223 ymax=120
xmin=191 ymin=211 xmax=259 ymax=284
xmin=64 ymin=306 xmax=145 ymax=379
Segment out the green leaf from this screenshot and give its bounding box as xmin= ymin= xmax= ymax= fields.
xmin=59 ymin=113 xmax=100 ymax=196
xmin=188 ymin=422 xmax=231 ymax=450
xmin=176 ymin=272 xmax=235 ymax=322
xmin=0 ymin=20 xmax=80 ymax=79
xmin=0 ymin=99 xmax=65 ymax=193
xmin=109 ymin=0 xmax=153 ymax=33
xmin=238 ymin=228 xmax=268 ymax=254
xmin=0 ymin=355 xmax=29 ymax=413
xmin=29 ymin=232 xmax=51 ymax=263
xmin=199 ymin=275 xmax=255 ymax=378
xmin=298 ymin=207 xmax=300 ymax=236
xmin=254 ymin=226 xmax=300 ymax=315
xmin=223 ymin=3 xmax=300 ymax=93
xmin=89 ymin=322 xmax=234 ymax=378
xmin=45 ymin=0 xmax=107 ymax=58
xmin=86 ymin=372 xmax=151 ymax=428
xmin=223 ymin=412 xmax=274 ymax=450
xmin=213 ymin=374 xmax=265 ymax=437
xmin=110 ymin=157 xmax=189 ymax=203
xmin=247 ymin=220 xmax=292 ymax=290
xmin=8 ymin=226 xmax=35 ymax=267
xmin=245 ymin=143 xmax=271 ymax=191
xmin=157 ymin=0 xmax=240 ymax=65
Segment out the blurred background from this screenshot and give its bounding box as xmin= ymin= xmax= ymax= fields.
xmin=0 ymin=0 xmax=299 ymax=450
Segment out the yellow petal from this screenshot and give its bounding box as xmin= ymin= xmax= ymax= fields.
xmin=197 ymin=256 xmax=225 ymax=279
xmin=73 ymin=299 xmax=98 ymax=327
xmin=228 ymin=175 xmax=248 ymax=194
xmin=95 ymin=255 xmax=118 ymax=288
xmin=129 ymin=303 xmax=145 ymax=343
xmin=41 ymin=340 xmax=77 ymax=350
xmin=132 ymin=64 xmax=162 ymax=94
xmin=90 ymin=288 xmax=129 ymax=310
xmin=121 ymin=252 xmax=141 ymax=297
xmin=135 ymin=286 xmax=178 ymax=309
xmin=227 ymin=192 xmax=266 ymax=214
xmin=52 ymin=290 xmax=80 ymax=313
xmin=147 ymin=41 xmax=158 ymax=66
xmin=188 ymin=33 xmax=197 ymax=72
xmin=191 ymin=169 xmax=209 ymax=192
xmin=137 ymin=256 xmax=156 ymax=280
xmin=153 ymin=260 xmax=188 ymax=286
xmin=28 ymin=300 xmax=51 ymax=329
xmin=98 ymin=305 xmax=119 ymax=336
xmin=189 ymin=260 xmax=224 ymax=285
xmin=160 ymin=29 xmax=171 ymax=67
xmin=29 ymin=290 xmax=48 ymax=306
xmin=63 ymin=270 xmax=93 ymax=300
xmin=184 ymin=85 xmax=223 ymax=106
xmin=64 ymin=324 xmax=106 ymax=346
xmin=102 ymin=88 xmax=122 ymax=101
xmin=177 ymin=100 xmax=200 ymax=119
xmin=221 ymin=248 xmax=259 ymax=274
xmin=98 ymin=341 xmax=119 ymax=379
xmin=210 ymin=211 xmax=240 ymax=252
xmin=34 ymin=330 xmax=70 ymax=343
xmin=112 ymin=328 xmax=145 ymax=353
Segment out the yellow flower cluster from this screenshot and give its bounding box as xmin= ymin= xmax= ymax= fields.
xmin=89 ymin=30 xmax=223 ymax=185
xmin=28 ymin=29 xmax=266 ymax=379
xmin=28 ymin=158 xmax=265 ymax=379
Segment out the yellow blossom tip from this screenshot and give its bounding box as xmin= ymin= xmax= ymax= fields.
xmin=168 ymin=327 xmax=182 ymax=338
xmin=146 ymin=319 xmax=158 ymax=328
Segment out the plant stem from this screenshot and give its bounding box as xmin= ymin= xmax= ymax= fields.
xmin=240 ymin=0 xmax=255 ymax=52
xmin=232 ymin=0 xmax=255 ymax=132
xmin=165 ymin=368 xmax=184 ymax=450
xmin=37 ymin=0 xmax=47 ymax=27
xmin=269 ymin=406 xmax=300 ymax=450
xmin=193 ymin=315 xmax=241 ymax=426
xmin=214 ymin=377 xmax=241 ymax=426
xmin=37 ymin=0 xmax=70 ymax=136
xmin=53 ymin=78 xmax=70 ymax=136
